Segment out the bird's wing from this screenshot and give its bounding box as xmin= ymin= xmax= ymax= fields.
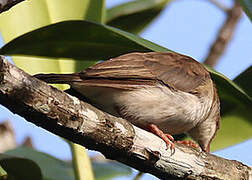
xmin=80 ymin=52 xmax=211 ymax=92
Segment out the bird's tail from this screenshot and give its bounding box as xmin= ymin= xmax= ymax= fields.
xmin=34 ymin=73 xmax=82 ymax=84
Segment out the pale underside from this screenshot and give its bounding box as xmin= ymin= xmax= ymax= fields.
xmin=72 ymin=82 xmax=214 ymax=135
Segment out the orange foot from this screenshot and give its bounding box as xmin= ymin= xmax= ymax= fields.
xmin=148 ymin=124 xmax=175 ymax=152
xmin=176 ymin=140 xmax=199 ymax=149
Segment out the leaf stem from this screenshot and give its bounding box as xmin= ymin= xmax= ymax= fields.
xmin=69 ymin=142 xmax=94 ymax=180
xmin=133 ymin=172 xmax=143 ymax=180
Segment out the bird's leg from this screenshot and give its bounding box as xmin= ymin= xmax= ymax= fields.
xmin=176 ymin=140 xmax=199 ymax=149
xmin=147 ymin=124 xmax=199 ymax=151
xmin=147 ymin=124 xmax=175 ymax=151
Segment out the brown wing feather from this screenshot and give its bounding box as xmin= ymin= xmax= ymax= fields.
xmin=80 ymin=52 xmax=210 ymax=92
xmin=81 ymin=53 xmax=153 ymax=79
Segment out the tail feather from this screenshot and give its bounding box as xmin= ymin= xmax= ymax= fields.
xmin=34 ymin=73 xmax=82 ymax=84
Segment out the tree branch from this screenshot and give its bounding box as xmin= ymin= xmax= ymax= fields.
xmin=203 ymin=0 xmax=242 ymax=67
xmin=0 ymin=56 xmax=251 ymax=179
xmin=0 ymin=0 xmax=25 ymax=14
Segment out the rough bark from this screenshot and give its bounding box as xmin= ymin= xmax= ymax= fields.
xmin=0 ymin=56 xmax=251 ymax=180
xmin=0 ymin=0 xmax=25 ymax=13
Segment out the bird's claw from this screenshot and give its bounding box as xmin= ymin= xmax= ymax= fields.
xmin=148 ymin=124 xmax=175 ymax=154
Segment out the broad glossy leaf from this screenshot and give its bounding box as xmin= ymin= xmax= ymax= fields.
xmin=205 ymin=66 xmax=252 ymax=109
xmin=238 ymin=0 xmax=252 ymax=21
xmin=84 ymin=0 xmax=106 ymax=23
xmin=6 ymin=147 xmax=74 ymax=180
xmin=106 ymin=0 xmax=172 ymax=34
xmin=211 ymin=107 xmax=252 ymax=151
xmin=73 ymin=0 xmax=106 ymax=72
xmin=0 ymin=0 xmax=61 ymax=75
xmin=0 ymin=153 xmax=42 ymax=180
xmin=0 ymin=20 xmax=169 ymax=60
xmin=234 ymin=65 xmax=252 ymax=97
xmin=5 ymin=147 xmax=132 ymax=180
xmin=210 ymin=66 xmax=252 ymax=151
xmin=0 ymin=0 xmax=105 ymax=74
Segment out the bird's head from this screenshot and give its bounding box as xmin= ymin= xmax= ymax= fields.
xmin=188 ymin=87 xmax=220 ymax=153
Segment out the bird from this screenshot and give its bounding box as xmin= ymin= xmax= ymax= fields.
xmin=34 ymin=52 xmax=220 ymax=153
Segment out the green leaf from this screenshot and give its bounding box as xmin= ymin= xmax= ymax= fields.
xmin=106 ymin=0 xmax=172 ymax=34
xmin=0 ymin=20 xmax=169 ymax=60
xmin=74 ymin=0 xmax=106 ymax=72
xmin=93 ymin=161 xmax=132 ymax=180
xmin=0 ymin=0 xmax=106 ymax=72
xmin=5 ymin=147 xmax=75 ymax=180
xmin=205 ymin=66 xmax=252 ymax=109
xmin=0 ymin=0 xmax=97 ymax=74
xmin=0 ymin=0 xmax=61 ymax=75
xmin=234 ymin=65 xmax=252 ymax=98
xmin=5 ymin=147 xmax=131 ymax=180
xmin=211 ymin=106 xmax=252 ymax=151
xmin=210 ymin=67 xmax=252 ymax=151
xmin=0 ymin=165 xmax=7 ymax=179
xmin=0 ymin=153 xmax=42 ymax=180
xmin=85 ymin=0 xmax=106 ymax=23
xmin=238 ymin=0 xmax=252 ymax=21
